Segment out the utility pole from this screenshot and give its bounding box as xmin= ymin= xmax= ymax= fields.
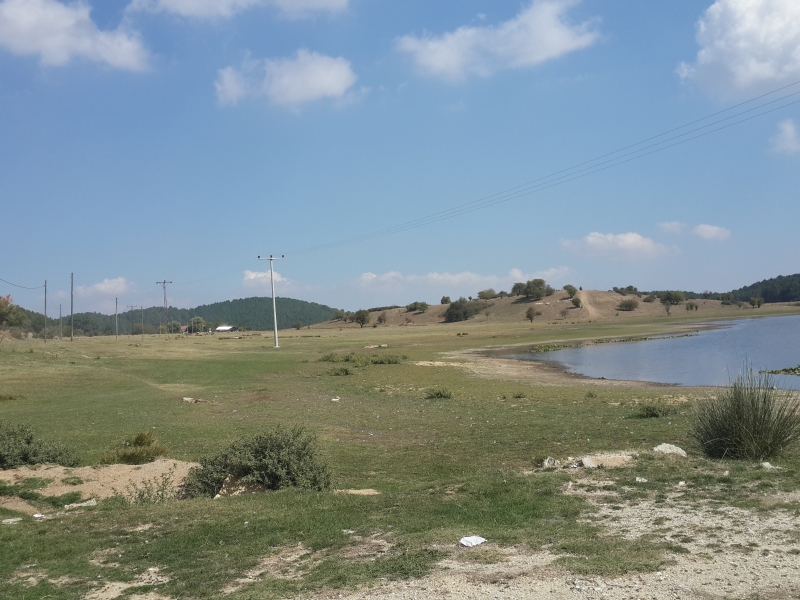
xmin=44 ymin=280 xmax=47 ymax=344
xmin=59 ymin=304 xmax=62 ymax=340
xmin=115 ymin=298 xmax=118 ymax=341
xmin=257 ymin=255 xmax=284 ymax=348
xmin=141 ymin=306 xmax=144 ymax=341
xmin=156 ymin=281 xmax=172 ymax=338
xmin=127 ymin=305 xmax=137 ymax=336
xmin=70 ymin=273 xmax=74 ymax=342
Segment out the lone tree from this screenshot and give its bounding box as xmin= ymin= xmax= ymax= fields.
xmin=440 ymin=296 xmax=451 ymax=305
xmin=563 ymin=285 xmax=577 ymax=298
xmin=525 ymin=306 xmax=536 ymax=322
xmin=749 ymin=297 xmax=764 ymax=308
xmin=354 ymin=309 xmax=371 ymax=328
xmin=376 ymin=311 xmax=388 ymax=324
xmin=571 ymin=297 xmax=582 ymax=308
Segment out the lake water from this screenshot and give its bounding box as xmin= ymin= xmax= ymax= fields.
xmin=508 ymin=315 xmax=800 ymax=388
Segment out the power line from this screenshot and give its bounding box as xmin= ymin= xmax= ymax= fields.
xmin=287 ymin=82 xmax=800 ymax=255
xmin=0 ymin=277 xmax=45 ymax=290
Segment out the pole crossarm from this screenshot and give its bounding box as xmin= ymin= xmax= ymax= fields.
xmin=257 ymin=254 xmax=284 ymax=348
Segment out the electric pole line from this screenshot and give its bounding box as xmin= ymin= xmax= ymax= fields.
xmin=59 ymin=304 xmax=62 ymax=341
xmin=44 ymin=280 xmax=47 ymax=344
xmin=257 ymin=254 xmax=284 ymax=348
xmin=70 ymin=273 xmax=74 ymax=342
xmin=115 ymin=298 xmax=118 ymax=341
xmin=156 ymin=281 xmax=172 ymax=338
xmin=126 ymin=305 xmax=137 ymax=337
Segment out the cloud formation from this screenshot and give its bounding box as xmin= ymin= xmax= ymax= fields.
xmin=243 ymin=269 xmax=288 ymax=286
xmin=561 ymin=232 xmax=676 ymax=260
xmin=692 ymin=224 xmax=731 ymax=241
xmin=216 ymin=49 xmax=357 ymax=108
xmin=75 ymin=277 xmax=132 ymax=297
xmin=358 ymin=267 xmax=571 ymax=298
xmin=657 ymin=221 xmax=688 ymax=235
xmin=678 ymin=0 xmax=800 ymax=97
xmin=396 ymin=0 xmax=599 ymax=82
xmin=771 ymin=118 xmax=800 ymax=154
xmin=0 ymin=0 xmax=148 ymax=70
xmin=128 ymin=0 xmax=347 ymax=19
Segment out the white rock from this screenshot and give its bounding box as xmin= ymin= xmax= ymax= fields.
xmin=762 ymin=462 xmax=778 ymax=470
xmin=331 ymin=397 xmax=340 ymax=402
xmin=2 ymin=518 xmax=22 ymax=525
xmin=33 ymin=514 xmax=45 ymax=519
xmin=65 ymin=499 xmax=97 ymax=510
xmin=635 ymin=477 xmax=648 ymax=483
xmin=653 ymin=443 xmax=687 ymax=457
xmin=542 ymin=456 xmax=560 ymax=468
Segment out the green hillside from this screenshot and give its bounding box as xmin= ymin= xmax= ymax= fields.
xmin=729 ymin=273 xmax=800 ymax=304
xmin=4 ymin=297 xmax=337 ymax=336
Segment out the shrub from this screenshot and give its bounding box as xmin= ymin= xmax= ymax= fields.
xmin=328 ymin=366 xmax=352 ymax=376
xmin=643 ymin=294 xmax=656 ymax=303
xmin=102 ymin=431 xmax=168 ymax=465
xmin=525 ymin=306 xmax=537 ymax=322
xmin=294 ymin=321 xmax=303 ymax=330
xmin=113 ymin=467 xmax=177 ymax=505
xmin=376 ymin=311 xmax=388 ymax=324
xmin=636 ymin=400 xmax=675 ymax=418
xmin=571 ymin=297 xmax=582 ymax=308
xmin=749 ymin=297 xmax=764 ymax=308
xmin=563 ymin=285 xmax=577 ymax=298
xmin=618 ymin=298 xmax=639 ymax=311
xmin=406 ymin=301 xmax=429 ymax=313
xmin=444 ymin=297 xmax=484 ymax=322
xmin=180 ymin=426 xmax=331 ymax=498
xmin=425 ymin=387 xmax=453 ymax=399
xmin=692 ymin=367 xmax=800 ymax=460
xmin=440 ymin=296 xmax=451 ymax=305
xmin=477 ymin=289 xmax=497 ymax=300
xmin=0 ymin=422 xmax=79 ymax=469
xmin=613 ymin=286 xmax=639 ymax=296
xmin=661 ymin=291 xmax=685 ymax=305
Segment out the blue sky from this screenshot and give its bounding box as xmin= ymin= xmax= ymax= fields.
xmin=2 ymin=0 xmax=799 ymax=313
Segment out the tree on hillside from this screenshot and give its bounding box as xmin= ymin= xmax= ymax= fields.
xmin=524 ymin=279 xmax=547 ymax=300
xmin=477 ymin=289 xmax=497 ymax=300
xmin=661 ymin=291 xmax=685 ymax=305
xmin=563 ymin=285 xmax=577 ymax=298
xmin=511 ymin=282 xmax=526 ymax=297
xmin=377 ymin=311 xmax=387 ymax=324
xmin=525 ymin=306 xmax=537 ymax=322
xmin=749 ymin=297 xmax=764 ymax=308
xmin=354 ymin=309 xmax=371 ymax=328
xmin=0 ymin=295 xmax=23 ymax=327
xmin=444 ymin=298 xmax=484 ymax=323
xmin=572 ymin=297 xmax=582 ymax=308
xmin=333 ymin=309 xmax=346 ymax=321
xmin=440 ymin=296 xmax=451 ymax=305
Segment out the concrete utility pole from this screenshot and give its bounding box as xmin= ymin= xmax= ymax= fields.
xmin=257 ymin=254 xmax=284 ymax=348
xmin=59 ymin=304 xmax=62 ymax=340
xmin=156 ymin=281 xmax=172 ymax=338
xmin=115 ymin=297 xmax=118 ymax=341
xmin=70 ymin=273 xmax=74 ymax=342
xmin=44 ymin=280 xmax=47 ymax=344
xmin=127 ymin=305 xmax=137 ymax=337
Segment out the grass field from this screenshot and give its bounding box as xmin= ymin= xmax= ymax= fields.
xmin=1 ymin=303 xmax=800 ymax=599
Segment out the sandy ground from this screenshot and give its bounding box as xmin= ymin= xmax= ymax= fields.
xmin=0 ymin=459 xmax=197 ymax=515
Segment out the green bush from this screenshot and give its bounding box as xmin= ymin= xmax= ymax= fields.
xmin=180 ymin=426 xmax=331 ymax=498
xmin=477 ymin=289 xmax=497 ymax=300
xmin=444 ymin=297 xmax=484 ymax=322
xmin=618 ymin=298 xmax=639 ymax=311
xmin=425 ymin=387 xmax=453 ymax=399
xmin=692 ymin=367 xmax=800 ymax=460
xmin=406 ymin=301 xmax=429 ymax=313
xmin=328 ymin=366 xmax=352 ymax=376
xmin=102 ymin=431 xmax=168 ymax=465
xmin=571 ymin=297 xmax=582 ymax=308
xmin=440 ymin=296 xmax=451 ymax=305
xmin=563 ymin=285 xmax=577 ymax=298
xmin=0 ymin=422 xmax=79 ymax=469
xmin=636 ymin=400 xmax=675 ymax=418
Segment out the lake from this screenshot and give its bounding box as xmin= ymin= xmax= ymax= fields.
xmin=508 ymin=314 xmax=800 ymax=388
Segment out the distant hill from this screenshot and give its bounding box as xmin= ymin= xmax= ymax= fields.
xmin=8 ymin=297 xmax=337 ymax=336
xmin=729 ymin=273 xmax=800 ymax=303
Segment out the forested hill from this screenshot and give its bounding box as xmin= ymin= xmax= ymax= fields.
xmin=730 ymin=274 xmax=800 ymax=303
xmin=9 ymin=297 xmax=337 ymax=336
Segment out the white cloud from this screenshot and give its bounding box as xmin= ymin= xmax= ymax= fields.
xmin=215 ymin=49 xmax=357 ymax=108
xmin=771 ymin=118 xmax=800 ymax=154
xmin=561 ymin=232 xmax=676 ymax=260
xmin=678 ymin=0 xmax=800 ymax=97
xmin=692 ymin=223 xmax=731 ymax=241
xmin=243 ymin=269 xmax=288 ymax=286
xmin=75 ymin=277 xmax=132 ymax=297
xmin=396 ymin=0 xmax=599 ymax=82
xmin=658 ymin=221 xmax=688 ymax=235
xmin=0 ymin=0 xmax=148 ymax=70
xmin=128 ymin=0 xmax=347 ymax=19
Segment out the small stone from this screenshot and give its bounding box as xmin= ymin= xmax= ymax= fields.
xmin=542 ymin=456 xmax=560 ymax=468
xmin=331 ymin=397 xmax=340 ymax=402
xmin=65 ymin=498 xmax=97 ymax=510
xmin=677 ymin=481 xmax=686 ymax=487
xmin=653 ymin=443 xmax=687 ymax=457
xmin=636 ymin=477 xmax=648 ymax=483
xmin=2 ymin=518 xmax=22 ymax=525
xmin=761 ymin=462 xmax=778 ymax=470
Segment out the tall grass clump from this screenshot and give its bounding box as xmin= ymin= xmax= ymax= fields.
xmin=692 ymin=367 xmax=800 ymax=460
xmin=180 ymin=425 xmax=331 ymax=498
xmin=102 ymin=431 xmax=168 ymax=465
xmin=0 ymin=422 xmax=79 ymax=469
xmin=425 ymin=387 xmax=453 ymax=399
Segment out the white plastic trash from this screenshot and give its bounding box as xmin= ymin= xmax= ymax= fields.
xmin=459 ymin=536 xmax=486 ymax=547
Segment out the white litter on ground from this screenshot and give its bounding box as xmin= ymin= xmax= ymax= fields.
xmin=459 ymin=536 xmax=486 ymax=548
